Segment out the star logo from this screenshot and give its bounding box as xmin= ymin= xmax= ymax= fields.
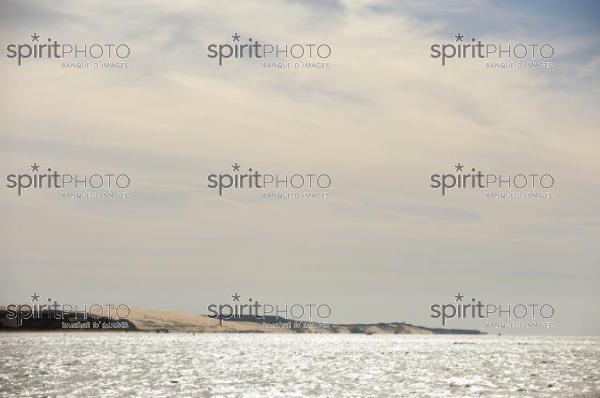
xmin=232 ymin=33 xmax=241 ymax=42
xmin=454 ymin=163 xmax=464 ymax=172
xmin=31 ymin=163 xmax=40 ymax=172
xmin=454 ymin=293 xmax=464 ymax=302
xmin=31 ymin=292 xmax=40 ymax=302
xmin=31 ymin=33 xmax=40 ymax=42
xmin=232 ymin=163 xmax=241 ymax=172
xmin=232 ymin=293 xmax=241 ymax=302
xmin=454 ymin=33 xmax=464 ymax=42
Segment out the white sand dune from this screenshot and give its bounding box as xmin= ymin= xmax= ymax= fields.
xmin=124 ymin=307 xmax=292 ymax=333
xmin=122 ymin=308 xmax=448 ymax=334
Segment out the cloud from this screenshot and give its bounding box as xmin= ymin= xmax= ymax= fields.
xmin=0 ymin=0 xmax=598 ymax=334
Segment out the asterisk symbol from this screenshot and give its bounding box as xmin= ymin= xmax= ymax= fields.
xmin=31 ymin=33 xmax=40 ymax=42
xmin=454 ymin=33 xmax=464 ymax=42
xmin=31 ymin=292 xmax=40 ymax=302
xmin=232 ymin=33 xmax=241 ymax=41
xmin=232 ymin=293 xmax=241 ymax=302
xmin=31 ymin=163 xmax=40 ymax=172
xmin=232 ymin=163 xmax=241 ymax=172
xmin=454 ymin=163 xmax=464 ymax=172
xmin=454 ymin=293 xmax=464 ymax=302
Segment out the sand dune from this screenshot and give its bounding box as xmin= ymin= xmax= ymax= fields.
xmin=1 ymin=306 xmax=483 ymax=334
xmin=121 ymin=308 xmax=481 ymax=334
xmin=124 ymin=308 xmax=291 ymax=333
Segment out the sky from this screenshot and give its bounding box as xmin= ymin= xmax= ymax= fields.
xmin=0 ymin=0 xmax=599 ymax=335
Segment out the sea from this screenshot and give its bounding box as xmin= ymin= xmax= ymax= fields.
xmin=1 ymin=333 xmax=599 ymax=397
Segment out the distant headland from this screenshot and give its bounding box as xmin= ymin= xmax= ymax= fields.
xmin=0 ymin=307 xmax=483 ymax=335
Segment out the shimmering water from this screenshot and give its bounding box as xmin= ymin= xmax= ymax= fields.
xmin=0 ymin=333 xmax=599 ymax=397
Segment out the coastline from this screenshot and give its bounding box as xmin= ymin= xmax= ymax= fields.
xmin=0 ymin=307 xmax=484 ymax=335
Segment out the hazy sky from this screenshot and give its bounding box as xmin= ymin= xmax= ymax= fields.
xmin=1 ymin=0 xmax=599 ymax=335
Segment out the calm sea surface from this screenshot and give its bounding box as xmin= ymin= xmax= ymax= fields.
xmin=0 ymin=333 xmax=599 ymax=397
